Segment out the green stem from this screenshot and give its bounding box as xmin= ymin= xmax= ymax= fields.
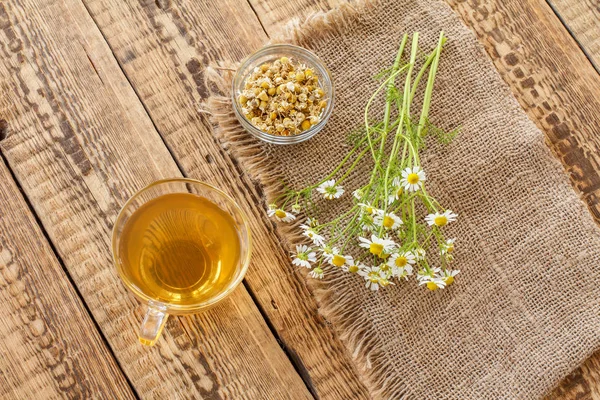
xmin=376 ymin=35 xmax=408 ymax=182
xmin=319 ymin=138 xmax=364 ymax=183
xmin=382 ymin=34 xmax=420 ymax=221
xmin=364 ymin=66 xmax=409 ymax=164
xmin=337 ymin=145 xmax=371 ymax=184
xmin=334 ymin=212 xmax=360 ymax=244
xmin=417 ymin=31 xmax=445 ymax=138
xmin=409 ymin=42 xmax=443 ymax=104
xmin=383 ymin=34 xmax=408 ymax=134
xmin=412 ymin=198 xmax=417 ymax=243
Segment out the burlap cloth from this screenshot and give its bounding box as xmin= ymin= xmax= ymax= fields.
xmin=205 ymin=0 xmax=600 ymax=398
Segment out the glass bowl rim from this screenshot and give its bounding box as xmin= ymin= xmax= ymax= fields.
xmin=231 ymin=43 xmax=335 ymax=145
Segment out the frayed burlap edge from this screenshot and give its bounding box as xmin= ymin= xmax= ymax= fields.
xmin=203 ymin=2 xmax=412 ymax=398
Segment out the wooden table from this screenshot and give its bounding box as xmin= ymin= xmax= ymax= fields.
xmin=1 ymin=0 xmax=599 ymax=398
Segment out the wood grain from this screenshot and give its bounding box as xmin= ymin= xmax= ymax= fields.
xmin=444 ymin=0 xmax=600 ymax=228
xmin=0 ymin=159 xmax=135 ymax=399
xmin=546 ymin=355 xmax=600 ymax=400
xmin=250 ymin=0 xmax=600 ymax=397
xmin=80 ymin=0 xmax=371 ymax=398
xmin=548 ymin=0 xmax=600 ymax=71
xmin=250 ymin=0 xmax=343 ymax=29
xmin=0 ymin=0 xmax=310 ymax=398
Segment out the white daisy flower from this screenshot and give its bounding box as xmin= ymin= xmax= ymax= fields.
xmin=417 ymin=268 xmax=446 ymax=291
xmin=317 ymin=180 xmax=344 ymax=200
xmin=320 ymin=246 xmax=339 ymax=261
xmin=358 ymin=234 xmax=396 ymax=257
xmin=360 ymin=213 xmax=377 ymax=232
xmin=377 ymin=261 xmax=393 ymax=276
xmin=291 ymin=204 xmax=301 ymax=214
xmin=387 ymin=251 xmax=416 ymax=268
xmin=387 ymin=251 xmax=416 ymax=278
xmin=374 ymin=264 xmax=394 ymax=288
xmin=397 ymin=265 xmax=413 ymax=280
xmin=329 ymin=253 xmax=354 ymax=268
xmin=374 ymin=210 xmax=403 ymax=231
xmin=291 ymin=245 xmax=317 ymax=268
xmin=309 ymin=267 xmax=324 ymax=279
xmin=425 ymin=210 xmax=457 ymax=227
xmin=358 ymin=203 xmax=379 ymax=215
xmin=378 ymin=275 xmax=393 ymax=289
xmin=387 ymin=177 xmax=404 ymax=204
xmin=358 ymin=265 xmax=387 ymax=291
xmin=441 ymin=269 xmax=460 ymax=286
xmin=343 ymin=261 xmax=364 ymax=273
xmin=440 ymin=238 xmax=455 ymax=255
xmin=414 ymin=248 xmax=426 ymax=260
xmin=267 ymin=207 xmax=296 ymax=222
xmin=400 ymin=166 xmax=426 ymax=192
xmin=305 ymin=218 xmax=318 ymax=228
xmin=353 ymin=188 xmax=364 ymax=200
xmin=300 ymin=225 xmax=325 ymax=246
xmin=358 ymin=203 xmax=380 ymax=231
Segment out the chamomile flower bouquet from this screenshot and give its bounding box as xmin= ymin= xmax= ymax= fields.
xmin=267 ymin=32 xmax=460 ymax=292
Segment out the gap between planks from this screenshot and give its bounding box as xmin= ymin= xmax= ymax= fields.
xmin=246 ymin=0 xmax=270 ymax=37
xmin=60 ymin=0 xmax=321 ymax=397
xmin=545 ymin=0 xmax=600 ymax=75
xmin=0 ymin=148 xmax=141 ymax=400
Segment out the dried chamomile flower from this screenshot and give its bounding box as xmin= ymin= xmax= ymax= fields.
xmin=239 ymin=56 xmax=327 ymax=136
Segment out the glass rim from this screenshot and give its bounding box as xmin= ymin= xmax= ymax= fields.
xmin=111 ymin=177 xmax=252 ymax=314
xmin=231 ymin=43 xmax=335 ymax=145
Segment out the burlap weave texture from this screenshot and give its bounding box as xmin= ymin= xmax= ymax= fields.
xmin=207 ymin=1 xmax=600 ymax=398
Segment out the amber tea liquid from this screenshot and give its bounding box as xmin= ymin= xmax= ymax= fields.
xmin=118 ymin=193 xmax=241 ymax=307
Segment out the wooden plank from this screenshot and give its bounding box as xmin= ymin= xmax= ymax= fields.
xmin=444 ymin=0 xmax=600 ymax=224
xmin=248 ymin=0 xmax=600 ymax=397
xmin=250 ymin=0 xmax=343 ymax=29
xmin=0 ymin=157 xmax=135 ymax=399
xmin=547 ymin=0 xmax=600 ymax=71
xmin=546 ymin=356 xmax=600 ymax=399
xmin=0 ymin=0 xmax=310 ymax=398
xmin=80 ymin=0 xmax=371 ymax=398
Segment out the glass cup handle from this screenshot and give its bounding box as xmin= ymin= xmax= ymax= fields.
xmin=138 ymin=301 xmax=169 ymax=346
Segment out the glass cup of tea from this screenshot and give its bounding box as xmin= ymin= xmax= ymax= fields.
xmin=111 ymin=178 xmax=252 ymax=346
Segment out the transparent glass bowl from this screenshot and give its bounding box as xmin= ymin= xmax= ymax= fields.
xmin=232 ymin=44 xmax=334 ymax=145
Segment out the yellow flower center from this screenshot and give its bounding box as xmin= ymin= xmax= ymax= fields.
xmin=348 ymin=265 xmax=359 ymax=273
xmin=380 ymin=264 xmax=390 ymax=272
xmin=275 ymin=210 xmax=287 ymax=218
xmin=368 ymin=273 xmax=379 ymax=283
xmin=383 ymin=215 xmax=395 ymax=228
xmin=446 ymin=244 xmax=454 ymax=253
xmin=396 ymin=187 xmax=403 ymax=197
xmin=434 ymin=215 xmax=448 ymax=226
xmin=445 ymin=276 xmax=454 ymax=285
xmin=426 ymin=282 xmax=439 ymax=291
xmin=332 ymin=254 xmax=346 ymax=267
xmin=365 ymin=206 xmax=374 ymax=215
xmin=395 ymin=256 xmax=407 ymax=267
xmin=407 ymin=173 xmax=420 ymax=184
xmin=369 ymin=243 xmax=384 ymax=255
xmin=380 ymin=279 xmax=390 ymax=287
